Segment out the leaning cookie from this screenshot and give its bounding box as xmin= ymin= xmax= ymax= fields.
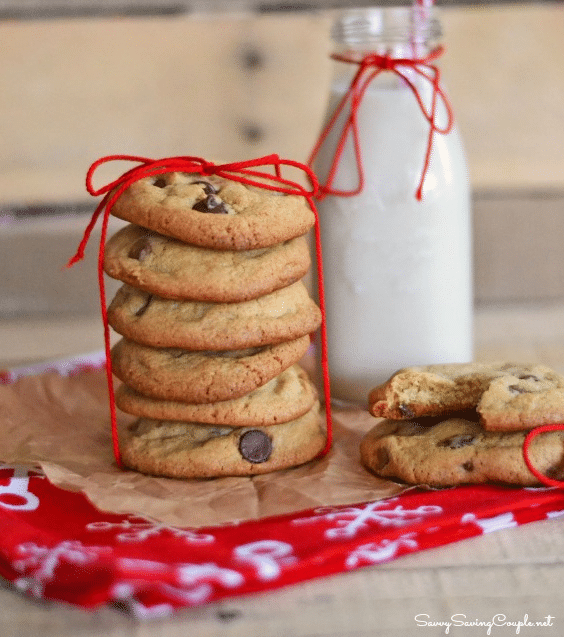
xmin=104 ymin=224 xmax=311 ymax=303
xmin=477 ymin=373 xmax=564 ymax=431
xmin=115 ymin=364 xmax=318 ymax=427
xmin=109 ymin=172 xmax=316 ymax=250
xmin=368 ymin=362 xmax=564 ymax=431
xmin=360 ymin=416 xmax=564 ymax=487
xmin=120 ymin=401 xmax=326 ymax=478
xmin=111 ymin=335 xmax=311 ymax=404
xmin=107 ymin=281 xmax=321 ymax=350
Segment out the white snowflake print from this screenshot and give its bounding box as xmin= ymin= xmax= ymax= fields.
xmin=461 ymin=512 xmax=517 ymax=534
xmin=116 ymin=558 xmax=244 ymax=607
xmin=86 ymin=515 xmax=215 ymax=544
xmin=345 ymin=533 xmax=418 ymax=568
xmin=0 ymin=464 xmax=44 ymax=511
xmin=129 ymin=600 xmax=175 ymax=620
xmin=12 ymin=540 xmax=109 ymax=598
xmin=293 ymin=499 xmax=443 ymax=539
xmin=176 ymin=562 xmax=244 ymax=600
xmin=233 ymin=540 xmax=297 ymax=581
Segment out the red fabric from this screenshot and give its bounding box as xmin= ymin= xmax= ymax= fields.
xmin=66 ymin=155 xmax=333 ymax=467
xmin=1 ymin=358 xmax=564 ymax=616
xmin=308 ymin=47 xmax=453 ymax=201
xmin=0 ymin=459 xmax=563 ymax=617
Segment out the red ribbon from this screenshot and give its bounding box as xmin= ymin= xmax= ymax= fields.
xmin=523 ymin=425 xmax=564 ymax=488
xmin=308 ymin=46 xmax=454 ymax=201
xmin=67 ymin=154 xmax=333 ymax=468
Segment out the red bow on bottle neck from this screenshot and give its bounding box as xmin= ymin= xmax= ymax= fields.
xmin=309 ymin=45 xmax=454 ymax=201
xmin=67 ymin=154 xmax=332 ymax=468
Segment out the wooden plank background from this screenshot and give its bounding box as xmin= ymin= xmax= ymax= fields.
xmin=0 ymin=2 xmax=563 ymax=316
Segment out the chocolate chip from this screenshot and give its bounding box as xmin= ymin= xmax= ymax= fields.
xmin=192 ymin=180 xmax=218 ymax=195
xmin=153 ymin=177 xmax=167 ymax=188
xmin=134 ymin=294 xmax=152 ymax=317
xmin=518 ymin=374 xmax=540 ymax=382
xmin=399 ymin=404 xmax=415 ymax=419
xmin=128 ymin=238 xmax=152 ymax=261
xmin=462 ymin=460 xmax=474 ymax=472
xmin=439 ymin=434 xmax=475 ymax=449
xmin=508 ymin=384 xmax=530 ymax=394
xmin=193 ymin=194 xmax=229 ymax=214
xmin=239 ymin=430 xmax=272 ymax=464
xmin=546 ymin=465 xmax=564 ymax=480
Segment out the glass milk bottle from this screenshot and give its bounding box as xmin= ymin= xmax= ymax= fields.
xmin=312 ymin=6 xmax=473 ymax=404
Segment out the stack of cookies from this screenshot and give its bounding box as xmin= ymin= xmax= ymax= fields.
xmin=360 ymin=362 xmax=564 ymax=487
xmin=102 ymin=170 xmax=327 ymax=478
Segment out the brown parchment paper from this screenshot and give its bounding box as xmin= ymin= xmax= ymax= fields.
xmin=0 ymin=367 xmax=409 ymax=527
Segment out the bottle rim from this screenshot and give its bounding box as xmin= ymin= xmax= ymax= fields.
xmin=331 ymin=6 xmax=441 ymax=46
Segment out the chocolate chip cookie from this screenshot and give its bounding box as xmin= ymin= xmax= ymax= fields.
xmin=104 ymin=224 xmax=311 ymax=303
xmin=111 ymin=335 xmax=311 ymax=404
xmin=109 ymin=172 xmax=316 ymax=250
xmin=107 ymin=281 xmax=321 ymax=350
xmin=368 ymin=362 xmax=564 ymax=431
xmin=115 ymin=364 xmax=318 ymax=427
xmin=360 ymin=416 xmax=564 ymax=487
xmin=120 ymin=401 xmax=326 ymax=478
xmin=477 ymin=372 xmax=564 ymax=431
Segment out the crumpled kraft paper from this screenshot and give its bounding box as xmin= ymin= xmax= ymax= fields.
xmin=0 ymin=366 xmax=408 ymax=527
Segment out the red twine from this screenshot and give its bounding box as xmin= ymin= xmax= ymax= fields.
xmin=523 ymin=425 xmax=564 ymax=488
xmin=67 ymin=154 xmax=333 ymax=468
xmin=308 ymin=46 xmax=454 ymax=201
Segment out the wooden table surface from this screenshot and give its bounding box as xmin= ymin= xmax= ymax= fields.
xmin=1 ymin=302 xmax=563 ymax=636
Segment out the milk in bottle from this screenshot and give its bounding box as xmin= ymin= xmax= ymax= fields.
xmin=312 ymin=7 xmax=473 ymax=403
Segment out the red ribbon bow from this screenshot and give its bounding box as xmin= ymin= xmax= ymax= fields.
xmin=68 ymin=154 xmax=332 ymax=467
xmin=308 ymin=46 xmax=454 ymax=201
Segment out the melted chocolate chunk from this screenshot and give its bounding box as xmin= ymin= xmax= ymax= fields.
xmin=438 ymin=434 xmax=475 ymax=449
xmin=518 ymin=374 xmax=540 ymax=381
xmin=134 ymin=294 xmax=153 ymax=317
xmin=508 ymin=384 xmax=530 ymax=394
xmin=192 ymin=180 xmax=218 ymax=195
xmin=462 ymin=460 xmax=474 ymax=472
xmin=193 ymin=194 xmax=229 ymax=214
xmin=238 ymin=430 xmax=272 ymax=464
xmin=399 ymin=403 xmax=415 ymax=419
xmin=546 ymin=464 xmax=564 ymax=480
xmin=153 ymin=177 xmax=167 ymax=188
xmin=128 ymin=238 xmax=152 ymax=261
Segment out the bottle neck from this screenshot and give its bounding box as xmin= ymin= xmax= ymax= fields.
xmin=331 ymin=6 xmax=441 ymax=59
